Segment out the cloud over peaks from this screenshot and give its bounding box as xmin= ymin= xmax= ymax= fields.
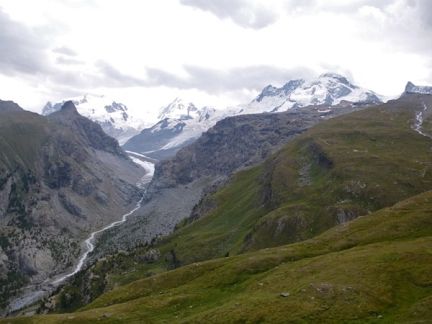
xmin=0 ymin=9 xmax=50 ymax=76
xmin=180 ymin=0 xmax=278 ymax=29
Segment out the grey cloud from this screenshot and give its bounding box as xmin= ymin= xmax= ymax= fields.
xmin=180 ymin=0 xmax=277 ymax=29
xmin=51 ymin=0 xmax=98 ymax=8
xmin=55 ymin=56 xmax=84 ymax=65
xmin=53 ymin=46 xmax=77 ymax=56
xmin=146 ymin=65 xmax=314 ymax=93
xmin=95 ymin=60 xmax=147 ymax=87
xmin=36 ymin=61 xmax=147 ymax=91
xmin=0 ymin=9 xmax=50 ymax=76
xmin=413 ymin=0 xmax=432 ymax=28
xmin=284 ymin=0 xmax=397 ymax=13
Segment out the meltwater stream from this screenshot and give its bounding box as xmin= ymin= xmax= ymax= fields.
xmin=6 ymin=154 xmax=155 ymax=315
xmin=52 ymin=198 xmax=145 ymax=284
xmin=413 ymin=102 xmax=432 ymax=139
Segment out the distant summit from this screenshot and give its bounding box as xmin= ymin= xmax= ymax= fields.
xmin=42 ymin=94 xmax=146 ymax=144
xmin=0 ymin=99 xmax=24 ymax=112
xmin=243 ymin=73 xmax=382 ymax=114
xmin=123 ymin=98 xmax=219 ymax=159
xmin=58 ymin=100 xmax=79 ymax=114
xmin=404 ymin=81 xmax=432 ymax=95
xmin=49 ymin=101 xmax=127 ymax=158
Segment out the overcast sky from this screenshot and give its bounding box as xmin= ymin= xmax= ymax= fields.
xmin=0 ymin=0 xmax=431 ymax=118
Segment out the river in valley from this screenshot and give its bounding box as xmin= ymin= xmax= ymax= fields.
xmin=5 ymin=153 xmax=154 ymax=315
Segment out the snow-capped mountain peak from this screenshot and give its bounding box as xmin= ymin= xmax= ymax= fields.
xmin=42 ymin=94 xmax=146 ymax=144
xmin=124 ymin=73 xmax=384 ymax=160
xmin=158 ymin=98 xmax=201 ymax=120
xmin=318 ymin=72 xmax=351 ymax=85
xmin=255 ymin=79 xmax=305 ymax=103
xmin=404 ymin=81 xmax=432 ymax=95
xmin=124 ymin=98 xmax=219 ymax=159
xmin=244 ymin=73 xmax=382 ymax=114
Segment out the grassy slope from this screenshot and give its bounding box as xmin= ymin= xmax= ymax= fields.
xmin=7 ymin=188 xmax=432 ymax=323
xmin=156 ymin=95 xmax=432 ymax=265
xmin=37 ymin=95 xmax=432 ymax=312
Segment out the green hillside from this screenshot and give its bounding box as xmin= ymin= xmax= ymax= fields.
xmin=156 ymin=94 xmax=432 ymax=265
xmin=6 ymin=187 xmax=432 ymax=323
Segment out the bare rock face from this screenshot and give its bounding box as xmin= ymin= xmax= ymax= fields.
xmin=0 ymin=100 xmax=23 ymax=112
xmin=48 ymin=101 xmax=129 ymax=159
xmin=0 ymin=101 xmax=144 ymax=310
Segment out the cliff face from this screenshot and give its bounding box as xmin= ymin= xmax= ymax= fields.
xmin=0 ymin=101 xmax=144 ymax=309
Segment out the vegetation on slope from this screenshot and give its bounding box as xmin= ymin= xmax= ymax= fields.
xmin=26 ymin=94 xmax=432 ymax=316
xmin=157 ymin=94 xmax=432 ymax=263
xmin=6 ymin=188 xmax=432 ymax=323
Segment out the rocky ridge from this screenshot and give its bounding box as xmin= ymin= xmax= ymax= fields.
xmin=42 ymin=94 xmax=146 ymax=144
xmin=404 ymin=81 xmax=432 ymax=95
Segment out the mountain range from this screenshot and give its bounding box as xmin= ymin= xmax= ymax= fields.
xmin=123 ymin=73 xmax=383 ymax=159
xmin=16 ymin=90 xmax=432 ymax=323
xmin=3 ymin=75 xmax=432 ymax=322
xmin=42 ymin=77 xmax=432 ymax=163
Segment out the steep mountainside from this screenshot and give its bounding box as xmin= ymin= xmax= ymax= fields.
xmin=0 ymin=101 xmax=144 ymax=310
xmin=37 ymin=93 xmax=432 ymax=315
xmin=42 ymin=94 xmax=146 ymax=144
